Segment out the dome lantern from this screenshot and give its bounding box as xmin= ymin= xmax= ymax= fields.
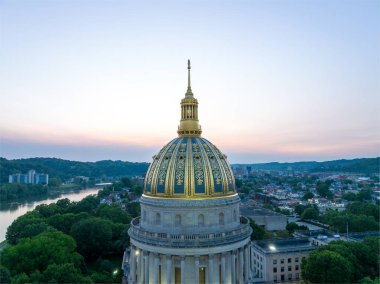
xmin=177 ymin=60 xmax=202 ymax=137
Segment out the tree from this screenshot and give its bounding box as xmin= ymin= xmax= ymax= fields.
xmin=240 ymin=185 xmax=251 ymax=194
xmin=275 ymin=207 xmax=291 ymax=215
xmin=356 ymin=187 xmax=372 ymax=201
xmin=302 ymin=250 xmax=352 ymax=283
xmin=48 ymin=177 xmax=62 ymax=187
xmin=30 ymin=263 xmax=91 ymax=283
xmin=302 ymin=238 xmax=380 ymax=283
xmin=70 ymin=217 xmax=113 ymax=260
xmin=1 ymin=229 xmax=82 ymax=277
xmin=286 ymin=222 xmax=308 ymax=234
xmin=56 ymin=198 xmax=71 ymax=210
xmin=301 ymin=207 xmax=319 ymax=220
xmin=316 ymin=181 xmax=333 ymax=199
xmin=302 ymin=191 xmax=314 ymax=200
xmin=67 ymin=195 xmax=99 ymax=214
xmin=6 ymin=211 xmax=47 ymax=244
xmin=295 ymin=204 xmax=309 ymax=216
xmin=126 ymin=202 xmax=140 ymax=218
xmin=249 ymin=219 xmax=266 ymax=240
xmin=235 ymin=179 xmax=242 ymax=188
xmin=97 ymin=204 xmax=131 ymax=224
xmin=346 ymin=202 xmax=379 ymax=221
xmin=0 ymin=266 xmax=11 ymax=284
xmin=35 ymin=203 xmax=62 ymax=218
xmin=275 ymin=230 xmax=290 ymax=239
xmin=362 ymin=237 xmax=380 ymax=277
xmin=343 ymin=192 xmax=357 ymax=201
xmin=47 ymin=212 xmax=91 ymax=234
xmin=131 ymin=185 xmax=143 ymax=195
xmin=121 ymin=177 xmax=132 ymax=187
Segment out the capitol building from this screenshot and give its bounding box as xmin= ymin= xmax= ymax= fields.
xmin=122 ymin=61 xmax=253 ymax=283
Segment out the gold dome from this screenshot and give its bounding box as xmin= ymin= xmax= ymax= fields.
xmin=143 ymin=61 xmax=236 ymax=199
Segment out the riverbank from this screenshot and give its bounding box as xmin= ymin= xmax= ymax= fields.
xmin=0 ymin=187 xmax=100 ymax=242
xmin=0 ymin=183 xmax=87 ymax=202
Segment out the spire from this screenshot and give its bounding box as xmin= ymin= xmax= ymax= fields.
xmin=178 ymin=59 xmax=202 ymax=137
xmin=186 ymin=59 xmax=193 ymax=96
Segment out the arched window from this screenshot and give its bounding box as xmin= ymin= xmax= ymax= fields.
xmin=233 ymin=210 xmax=237 ymax=222
xmin=155 ymin=213 xmax=161 ymax=225
xmin=175 ymin=214 xmax=181 ymax=226
xmin=219 ymin=212 xmax=224 ymax=225
xmin=198 ymin=214 xmax=205 ymax=226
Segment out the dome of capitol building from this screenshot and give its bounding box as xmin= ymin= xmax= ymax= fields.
xmin=144 ymin=136 xmax=236 ymax=198
xmin=123 ymin=60 xmax=252 ymax=284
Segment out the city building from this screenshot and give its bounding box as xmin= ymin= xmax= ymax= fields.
xmin=122 ymin=61 xmax=252 ymax=283
xmin=240 ymin=206 xmax=287 ymax=231
xmin=9 ymin=170 xmax=49 ymax=185
xmin=250 ymin=238 xmax=315 ymax=282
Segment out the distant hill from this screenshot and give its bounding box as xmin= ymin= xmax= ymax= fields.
xmin=232 ymin=157 xmax=379 ymax=175
xmin=0 ymin=157 xmax=150 ymax=183
xmin=1 ymin=157 xmax=378 ymax=184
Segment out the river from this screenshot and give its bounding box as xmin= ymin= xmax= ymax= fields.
xmin=0 ymin=188 xmax=100 ymax=242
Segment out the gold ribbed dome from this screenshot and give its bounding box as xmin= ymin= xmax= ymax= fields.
xmin=143 ymin=61 xmax=236 ymax=199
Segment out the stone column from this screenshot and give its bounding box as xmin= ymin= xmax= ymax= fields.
xmin=180 ymin=257 xmax=185 ymax=284
xmin=250 ymin=244 xmax=254 ymax=274
xmin=221 ymin=253 xmax=226 ymax=284
xmin=144 ymin=252 xmax=149 ymax=284
xmin=238 ymin=249 xmax=244 ymax=284
xmin=130 ymin=248 xmax=136 ymax=284
xmin=166 ymin=255 xmax=172 ymax=284
xmin=231 ymin=252 xmax=236 ymax=284
xmin=244 ymin=246 xmax=249 ymax=282
xmin=194 ymin=256 xmax=200 ymax=284
xmin=154 ymin=254 xmax=159 ymax=284
xmin=208 ymin=254 xmax=214 ymax=284
xmin=137 ymin=250 xmax=142 ymax=284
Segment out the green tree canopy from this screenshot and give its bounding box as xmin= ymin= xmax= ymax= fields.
xmin=302 ymin=250 xmax=352 ymax=283
xmin=29 ymin=263 xmax=91 ymax=283
xmin=0 ymin=266 xmax=11 ymax=284
xmin=70 ymin=217 xmax=113 ymax=260
xmin=6 ymin=211 xmax=47 ymax=244
xmin=286 ymin=222 xmax=308 ymax=233
xmin=1 ymin=229 xmax=82 ymax=277
xmin=302 ymin=191 xmax=314 ymax=200
xmin=96 ymin=204 xmax=131 ymax=224
xmin=316 ymin=180 xmax=333 ymax=199
xmin=249 ymin=219 xmax=268 ymax=240
xmin=301 ymin=207 xmax=319 ymax=220
xmin=302 ymin=238 xmax=380 ymax=283
xmin=47 ymin=212 xmax=91 ymax=235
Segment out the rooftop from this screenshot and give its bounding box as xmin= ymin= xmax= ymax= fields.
xmin=252 ymin=238 xmax=314 ymax=254
xmin=240 ymin=205 xmax=284 ymax=217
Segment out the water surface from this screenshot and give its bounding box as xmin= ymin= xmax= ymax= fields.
xmin=0 ymin=188 xmax=99 ymax=242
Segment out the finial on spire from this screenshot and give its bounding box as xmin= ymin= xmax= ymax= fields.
xmin=186 ymin=59 xmax=192 ymax=95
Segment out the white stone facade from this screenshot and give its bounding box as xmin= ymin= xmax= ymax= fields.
xmin=250 ymin=239 xmax=315 ymax=283
xmin=123 ymin=194 xmax=252 ymax=283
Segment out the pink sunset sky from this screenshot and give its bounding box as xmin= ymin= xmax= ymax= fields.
xmin=1 ymin=0 xmax=379 ymax=163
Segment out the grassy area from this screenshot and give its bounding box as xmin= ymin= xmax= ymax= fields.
xmin=59 ymin=184 xmax=79 ymax=189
